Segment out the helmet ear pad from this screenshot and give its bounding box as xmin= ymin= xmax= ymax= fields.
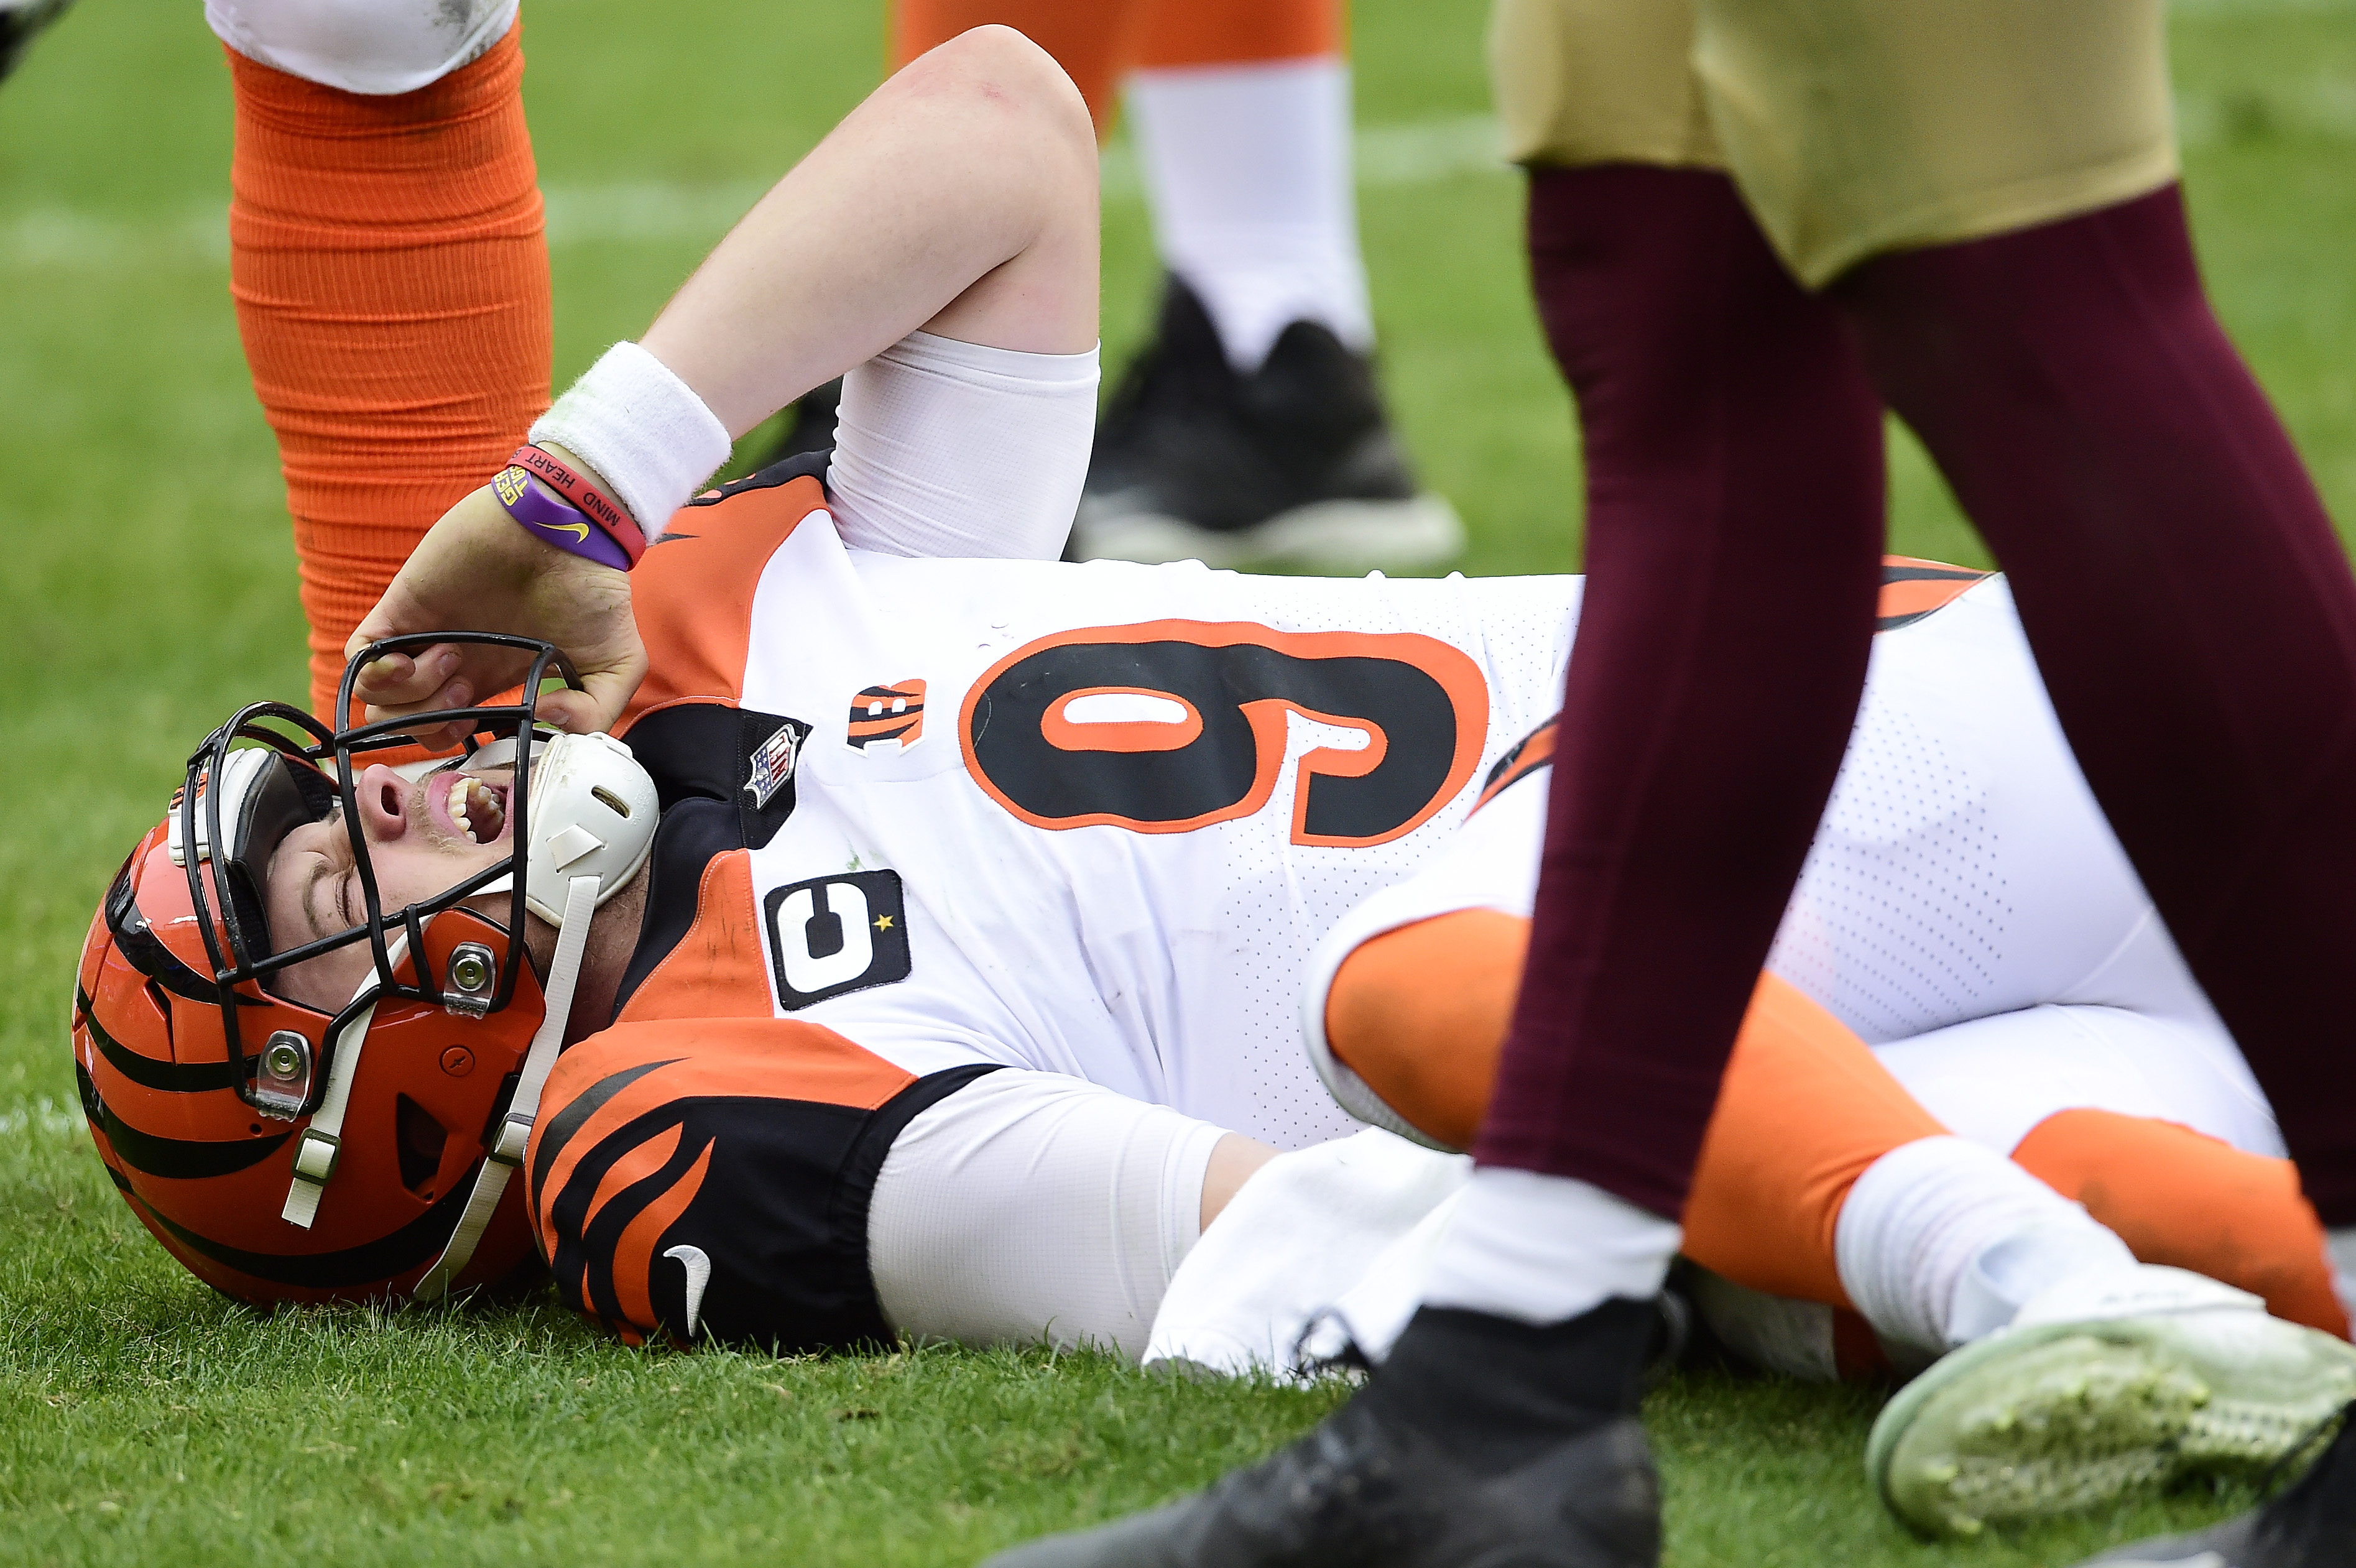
xmin=76 ymin=860 xmax=553 ymax=1304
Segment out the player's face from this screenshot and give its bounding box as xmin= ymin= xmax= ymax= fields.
xmin=262 ymin=762 xmax=517 ymax=1012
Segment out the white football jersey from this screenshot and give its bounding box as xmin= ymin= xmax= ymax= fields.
xmin=612 ymin=470 xmax=1576 ymax=1150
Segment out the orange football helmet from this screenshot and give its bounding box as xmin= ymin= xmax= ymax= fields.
xmin=73 ymin=635 xmax=657 ymax=1304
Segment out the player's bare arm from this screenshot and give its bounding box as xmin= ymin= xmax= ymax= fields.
xmin=349 ymin=24 xmax=1101 ymax=743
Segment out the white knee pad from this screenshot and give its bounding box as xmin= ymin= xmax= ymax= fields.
xmin=208 ymin=0 xmax=517 ymax=95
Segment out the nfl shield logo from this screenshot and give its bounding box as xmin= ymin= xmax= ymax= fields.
xmin=745 ymin=719 xmax=806 ymax=809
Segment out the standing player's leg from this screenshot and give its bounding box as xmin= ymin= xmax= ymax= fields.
xmin=1830 ymin=191 xmax=2356 ymax=1308
xmin=1449 ymin=154 xmax=1883 ymax=1293
xmin=1074 ymin=0 xmax=1457 ymax=571
xmin=889 ymin=0 xmax=1457 ymax=570
xmin=0 ymin=0 xmax=70 ymax=86
xmin=215 ymin=2 xmax=549 ymax=722
xmin=989 ymin=154 xmax=1888 ymax=1568
xmin=1673 ymin=2 xmax=2356 ymax=1552
xmin=1679 ymin=0 xmax=2356 ymax=1323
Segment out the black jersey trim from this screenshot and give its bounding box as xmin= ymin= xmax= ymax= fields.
xmin=543 ymin=1062 xmax=999 ymax=1354
xmin=612 ymin=699 xmax=813 ymax=1020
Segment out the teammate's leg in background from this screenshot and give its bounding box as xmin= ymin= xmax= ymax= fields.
xmin=987 ymin=188 xmax=1888 ymax=1561
xmin=1073 ymin=0 xmax=1459 ymax=570
xmin=0 ymin=0 xmax=70 ymax=86
xmin=219 ymin=4 xmax=549 ymax=719
xmin=1831 ymin=188 xmax=2356 ymax=1330
xmin=890 ymin=0 xmax=1456 ymax=570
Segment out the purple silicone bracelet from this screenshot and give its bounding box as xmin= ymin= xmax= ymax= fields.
xmin=491 ymin=466 xmax=635 ymax=572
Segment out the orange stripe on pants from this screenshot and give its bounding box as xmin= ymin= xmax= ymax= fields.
xmin=890 ymin=0 xmax=1342 ymax=134
xmin=229 ymin=27 xmax=551 ymax=721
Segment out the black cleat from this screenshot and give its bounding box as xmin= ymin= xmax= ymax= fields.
xmin=1 ymin=0 xmax=73 ymax=86
xmin=1071 ymin=275 xmax=1462 ymax=571
xmin=981 ymin=1301 xmax=1665 ymax=1568
xmin=2072 ymin=1401 xmax=2356 ymax=1566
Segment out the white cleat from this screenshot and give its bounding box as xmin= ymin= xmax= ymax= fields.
xmin=1867 ymin=1265 xmax=2356 ymax=1539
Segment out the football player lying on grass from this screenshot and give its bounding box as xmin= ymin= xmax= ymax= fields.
xmin=70 ymin=27 xmax=2354 ymax=1543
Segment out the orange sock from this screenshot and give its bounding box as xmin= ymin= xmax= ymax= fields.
xmin=2014 ymin=1109 xmax=2349 ymax=1337
xmin=229 ymin=27 xmax=550 ymax=722
xmin=890 ymin=0 xmax=1340 ymax=135
xmin=1679 ymin=977 xmax=1947 ymax=1309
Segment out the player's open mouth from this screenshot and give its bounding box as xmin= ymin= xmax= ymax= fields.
xmin=435 ymin=775 xmax=510 ymax=846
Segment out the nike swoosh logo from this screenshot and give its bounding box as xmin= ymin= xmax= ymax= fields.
xmin=534 ymin=519 xmax=591 ymax=543
xmin=665 ymin=1243 xmax=712 ymax=1337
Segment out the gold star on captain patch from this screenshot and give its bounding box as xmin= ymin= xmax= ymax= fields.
xmin=874 ymin=914 xmax=895 ymax=932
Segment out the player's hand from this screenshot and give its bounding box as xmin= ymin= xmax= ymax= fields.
xmin=345 ymin=471 xmax=647 ymax=750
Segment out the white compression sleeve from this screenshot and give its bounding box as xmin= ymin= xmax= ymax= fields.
xmin=1419 ymin=1166 xmax=1681 ymax=1327
xmin=1127 ymin=57 xmax=1373 ymax=369
xmin=828 ymin=331 xmax=1099 ymax=562
xmin=866 ymin=1070 xmax=1226 ymax=1359
xmin=1834 ymin=1135 xmax=2133 ymax=1358
xmin=206 ymin=0 xmax=516 ymax=94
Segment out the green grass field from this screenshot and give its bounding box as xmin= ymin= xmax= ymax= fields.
xmin=6 ymin=1 xmax=2356 ymax=1562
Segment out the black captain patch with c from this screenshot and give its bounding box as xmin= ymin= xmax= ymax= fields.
xmin=764 ymin=871 xmax=912 ymax=1010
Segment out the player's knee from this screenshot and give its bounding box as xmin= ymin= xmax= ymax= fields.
xmin=1324 ymin=910 xmax=1527 ymax=1150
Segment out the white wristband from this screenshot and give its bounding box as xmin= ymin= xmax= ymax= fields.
xmin=530 ymin=342 xmax=732 ymax=540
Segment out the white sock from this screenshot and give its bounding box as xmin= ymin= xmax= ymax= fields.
xmin=1418 ymin=1167 xmax=1680 ymax=1327
xmin=1835 ymin=1136 xmax=2135 ymax=1358
xmin=2330 ymin=1228 xmax=2356 ymax=1327
xmin=1127 ymin=56 xmax=1374 ymax=371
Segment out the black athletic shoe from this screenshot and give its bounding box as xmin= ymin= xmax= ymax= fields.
xmin=2072 ymin=1401 xmax=2356 ymax=1566
xmin=1 ymin=0 xmax=73 ymax=86
xmin=981 ymin=1301 xmax=1665 ymax=1568
xmin=1071 ymin=275 xmax=1462 ymax=571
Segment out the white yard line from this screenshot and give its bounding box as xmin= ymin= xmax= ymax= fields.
xmin=2 ymin=114 xmax=1510 ymax=270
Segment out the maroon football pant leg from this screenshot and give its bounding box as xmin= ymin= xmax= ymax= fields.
xmin=1832 ymin=185 xmax=2356 ymax=1224
xmin=1474 ymin=166 xmax=1884 ymax=1215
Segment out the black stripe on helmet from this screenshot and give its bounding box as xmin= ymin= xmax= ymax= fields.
xmin=76 ymin=1063 xmax=289 ymax=1179
xmin=113 ymin=1155 xmax=481 ymax=1289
